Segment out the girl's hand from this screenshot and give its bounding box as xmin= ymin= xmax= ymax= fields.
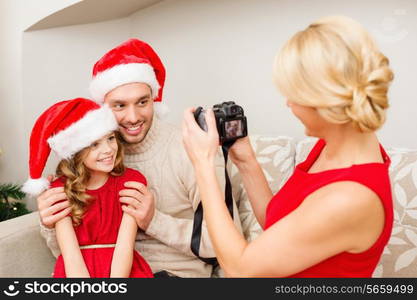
xmin=229 ymin=136 xmax=257 ymax=168
xmin=182 ymin=107 xmax=219 ymax=168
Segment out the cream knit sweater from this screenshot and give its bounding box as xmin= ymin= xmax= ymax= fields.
xmin=40 ymin=115 xmax=260 ymax=277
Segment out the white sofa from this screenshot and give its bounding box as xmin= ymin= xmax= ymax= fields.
xmin=1 ymin=136 xmax=416 ymax=277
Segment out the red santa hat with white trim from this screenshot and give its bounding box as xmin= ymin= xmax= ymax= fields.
xmin=89 ymin=38 xmax=168 ymax=117
xmin=22 ymin=98 xmax=118 ymax=197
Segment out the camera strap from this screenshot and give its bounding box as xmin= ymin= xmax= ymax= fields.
xmin=191 ymin=142 xmax=234 ymax=267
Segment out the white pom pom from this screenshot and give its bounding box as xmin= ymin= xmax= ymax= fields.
xmin=22 ymin=178 xmax=50 ymax=197
xmin=154 ymin=102 xmax=169 ymax=119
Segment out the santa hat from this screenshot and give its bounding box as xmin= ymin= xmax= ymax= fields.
xmin=22 ymin=98 xmax=118 ymax=197
xmin=89 ymin=38 xmax=168 ymax=117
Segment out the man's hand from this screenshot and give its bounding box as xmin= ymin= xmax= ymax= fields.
xmin=37 ymin=187 xmax=71 ymax=229
xmin=119 ymin=181 xmax=155 ymax=231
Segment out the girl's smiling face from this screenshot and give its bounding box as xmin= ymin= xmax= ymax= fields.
xmin=83 ymin=132 xmax=118 ymax=174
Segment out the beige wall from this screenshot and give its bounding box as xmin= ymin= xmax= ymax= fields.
xmin=130 ymin=0 xmax=417 ymax=149
xmin=0 ymin=0 xmax=81 ymax=202
xmin=21 ymin=19 xmax=131 ymax=196
xmin=1 ymin=0 xmax=416 ymax=209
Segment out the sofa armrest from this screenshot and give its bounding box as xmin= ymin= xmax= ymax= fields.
xmin=0 ymin=211 xmax=55 ymax=277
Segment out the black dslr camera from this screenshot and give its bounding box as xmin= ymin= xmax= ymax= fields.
xmin=194 ymin=101 xmax=248 ymax=144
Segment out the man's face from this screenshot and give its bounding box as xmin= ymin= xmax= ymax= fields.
xmin=104 ymin=82 xmax=154 ymax=145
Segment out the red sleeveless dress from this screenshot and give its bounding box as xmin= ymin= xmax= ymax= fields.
xmin=264 ymin=139 xmax=393 ymax=277
xmin=52 ymin=168 xmax=153 ymax=278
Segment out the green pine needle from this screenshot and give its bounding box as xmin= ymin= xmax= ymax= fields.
xmin=0 ymin=183 xmax=26 ymax=200
xmin=0 ymin=201 xmax=30 ymax=221
xmin=0 ymin=183 xmax=29 ymax=221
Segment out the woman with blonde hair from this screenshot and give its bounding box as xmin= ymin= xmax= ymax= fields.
xmin=182 ymin=16 xmax=394 ymax=277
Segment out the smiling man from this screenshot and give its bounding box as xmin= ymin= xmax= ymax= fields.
xmin=35 ymin=39 xmax=259 ymax=277
xmin=106 ymin=82 xmax=154 ymax=144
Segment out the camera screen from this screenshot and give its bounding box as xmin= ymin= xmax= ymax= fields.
xmin=225 ymin=119 xmax=243 ymax=139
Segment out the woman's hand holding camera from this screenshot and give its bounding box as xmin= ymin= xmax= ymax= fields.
xmin=228 ymin=137 xmax=257 ymax=169
xmin=182 ymin=107 xmax=219 ymax=169
xmin=182 ymin=105 xmax=256 ymax=170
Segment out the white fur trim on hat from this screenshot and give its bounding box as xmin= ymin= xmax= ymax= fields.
xmin=47 ymin=105 xmax=118 ymax=159
xmin=154 ymin=102 xmax=169 ymax=119
xmin=22 ymin=177 xmax=50 ymax=197
xmin=89 ymin=63 xmax=160 ymax=103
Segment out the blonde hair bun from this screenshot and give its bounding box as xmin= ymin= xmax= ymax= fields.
xmin=274 ymin=15 xmax=394 ymax=132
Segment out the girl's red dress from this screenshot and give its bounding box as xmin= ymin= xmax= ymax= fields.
xmin=52 ymin=168 xmax=153 ymax=278
xmin=264 ymin=139 xmax=393 ymax=277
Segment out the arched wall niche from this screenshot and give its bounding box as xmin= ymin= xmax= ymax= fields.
xmin=25 ymin=0 xmax=162 ymax=31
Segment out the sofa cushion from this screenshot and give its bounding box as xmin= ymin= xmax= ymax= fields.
xmin=230 ymin=135 xmax=296 ymax=241
xmin=244 ymin=135 xmax=296 ymax=193
xmin=374 ymin=147 xmax=417 ymax=277
xmin=0 ymin=212 xmax=55 ymax=277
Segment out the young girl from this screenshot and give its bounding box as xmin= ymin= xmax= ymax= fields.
xmin=182 ymin=15 xmax=394 ymax=277
xmin=22 ymin=98 xmax=153 ymax=278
